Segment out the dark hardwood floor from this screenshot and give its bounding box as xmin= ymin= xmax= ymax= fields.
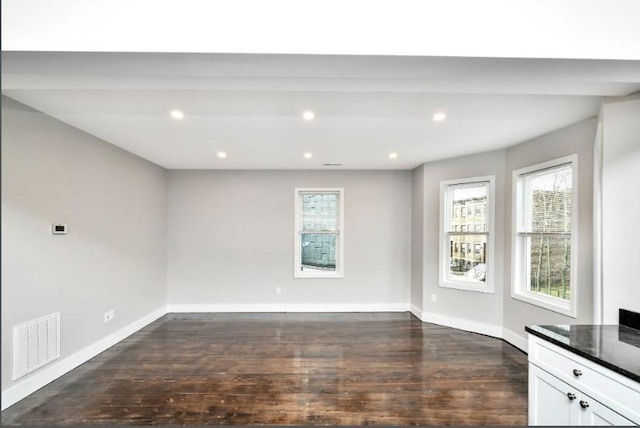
xmin=2 ymin=312 xmax=528 ymax=425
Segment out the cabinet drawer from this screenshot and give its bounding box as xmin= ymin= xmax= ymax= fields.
xmin=529 ymin=364 xmax=635 ymax=426
xmin=529 ymin=335 xmax=640 ymax=423
xmin=530 ymin=336 xmax=588 ymax=382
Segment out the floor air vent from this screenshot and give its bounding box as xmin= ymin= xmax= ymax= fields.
xmin=13 ymin=312 xmax=60 ymax=380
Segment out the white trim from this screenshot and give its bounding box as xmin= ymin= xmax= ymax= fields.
xmin=1 ymin=306 xmax=167 ymax=411
xmin=502 ymin=327 xmax=528 ymax=353
xmin=2 ymin=304 xmax=530 ymax=411
xmin=420 ymin=311 xmax=503 ymax=339
xmin=511 ymin=154 xmax=578 ymax=318
xmin=409 ymin=304 xmax=424 ymax=321
xmin=419 ymin=312 xmax=528 ymax=353
xmin=411 ymin=310 xmax=529 ymax=352
xmin=439 ymin=175 xmax=495 ymax=294
xmin=168 ymin=303 xmax=410 ymax=313
xmin=294 ymin=188 xmax=345 ymax=279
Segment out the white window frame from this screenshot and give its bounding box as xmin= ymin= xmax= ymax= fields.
xmin=511 ymin=154 xmax=578 ymax=317
xmin=439 ymin=175 xmax=495 ymax=293
xmin=294 ymin=188 xmax=344 ymax=279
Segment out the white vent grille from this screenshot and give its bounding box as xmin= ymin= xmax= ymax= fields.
xmin=13 ymin=312 xmax=60 ymax=380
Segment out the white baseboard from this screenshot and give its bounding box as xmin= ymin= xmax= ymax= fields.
xmin=168 ymin=303 xmax=410 ymax=313
xmin=420 ymin=311 xmax=504 ymax=339
xmin=502 ymin=327 xmax=528 ymax=353
xmin=410 ymin=304 xmax=424 ymax=320
xmin=2 ymin=303 xmax=529 ymax=411
xmin=415 ymin=311 xmax=529 ymax=353
xmin=1 ymin=306 xmax=167 ymax=411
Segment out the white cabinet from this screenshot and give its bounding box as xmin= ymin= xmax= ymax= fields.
xmin=582 ymin=396 xmax=636 ymax=426
xmin=529 ymin=364 xmax=575 ymax=425
xmin=529 ymin=364 xmax=634 ymax=425
xmin=528 ymin=334 xmax=640 ymax=426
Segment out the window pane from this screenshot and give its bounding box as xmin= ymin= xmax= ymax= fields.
xmin=448 ymin=234 xmax=487 ymax=282
xmin=527 ymin=235 xmax=571 ymax=300
xmin=300 ymin=233 xmax=337 ymax=272
xmin=522 ymin=165 xmax=572 ymax=233
xmin=448 ymin=183 xmax=488 ymax=233
xmin=301 ymin=193 xmax=339 ymax=231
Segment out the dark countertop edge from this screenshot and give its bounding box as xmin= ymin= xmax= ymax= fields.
xmin=525 ymin=325 xmax=640 ymax=384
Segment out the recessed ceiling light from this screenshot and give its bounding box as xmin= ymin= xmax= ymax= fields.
xmin=388 ymin=152 xmax=399 ymax=159
xmin=217 ymin=151 xmax=227 ymax=159
xmin=170 ymin=110 xmax=185 ymax=120
xmin=304 ymin=152 xmax=313 ymax=159
xmin=432 ymin=112 xmax=446 ymax=122
xmin=302 ymin=111 xmax=315 ymax=121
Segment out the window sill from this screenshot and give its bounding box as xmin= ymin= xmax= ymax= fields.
xmin=439 ymin=280 xmax=494 ymax=294
xmin=511 ymin=290 xmax=576 ymax=318
xmin=294 ymin=272 xmax=344 ymax=279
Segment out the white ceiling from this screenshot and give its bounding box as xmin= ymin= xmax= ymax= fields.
xmin=4 ymin=0 xmax=640 ymax=60
xmin=2 ymin=52 xmax=640 ymax=169
xmin=3 ymin=0 xmax=640 ymax=170
xmin=3 ymin=52 xmax=639 ymax=169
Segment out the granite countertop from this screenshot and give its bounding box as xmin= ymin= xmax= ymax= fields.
xmin=525 ymin=323 xmax=640 ymax=383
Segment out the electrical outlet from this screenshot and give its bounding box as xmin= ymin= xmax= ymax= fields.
xmin=104 ymin=309 xmax=115 ymax=323
xmin=276 ymin=287 xmax=282 ymax=294
xmin=431 ymin=294 xmax=437 ymax=303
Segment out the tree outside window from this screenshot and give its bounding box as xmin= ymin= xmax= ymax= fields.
xmin=512 ymin=155 xmax=577 ymax=317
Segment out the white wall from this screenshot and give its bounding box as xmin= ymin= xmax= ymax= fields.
xmin=167 ymin=170 xmax=412 ymax=310
xmin=1 ymin=97 xmax=168 ymax=393
xmin=503 ymin=118 xmax=597 ymax=343
xmin=415 ymin=149 xmax=506 ymax=335
xmin=601 ymin=94 xmax=640 ymax=323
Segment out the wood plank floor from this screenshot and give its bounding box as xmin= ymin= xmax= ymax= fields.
xmin=2 ymin=313 xmax=528 ymax=425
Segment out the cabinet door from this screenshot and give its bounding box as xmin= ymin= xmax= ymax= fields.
xmin=577 ymin=394 xmax=635 ymax=426
xmin=529 ymin=364 xmax=578 ymax=425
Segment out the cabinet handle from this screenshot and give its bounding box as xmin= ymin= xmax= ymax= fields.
xmin=566 ymin=392 xmax=577 ymax=400
xmin=572 ymin=369 xmax=583 ymax=377
xmin=579 ymin=400 xmax=590 ymax=409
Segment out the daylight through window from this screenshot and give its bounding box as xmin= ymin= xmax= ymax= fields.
xmin=440 ymin=176 xmax=494 ymax=293
xmin=512 ymin=155 xmax=577 ymax=316
xmin=294 ymin=188 xmax=344 ymax=278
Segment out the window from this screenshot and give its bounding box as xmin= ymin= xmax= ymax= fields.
xmin=512 ymin=155 xmax=577 ymax=317
xmin=439 ymin=176 xmax=495 ymax=293
xmin=294 ymin=188 xmax=344 ymax=278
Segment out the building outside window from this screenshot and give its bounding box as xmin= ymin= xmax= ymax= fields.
xmin=440 ymin=176 xmax=495 ymax=293
xmin=512 ymin=155 xmax=577 ymax=317
xmin=294 ymin=188 xmax=344 ymax=278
